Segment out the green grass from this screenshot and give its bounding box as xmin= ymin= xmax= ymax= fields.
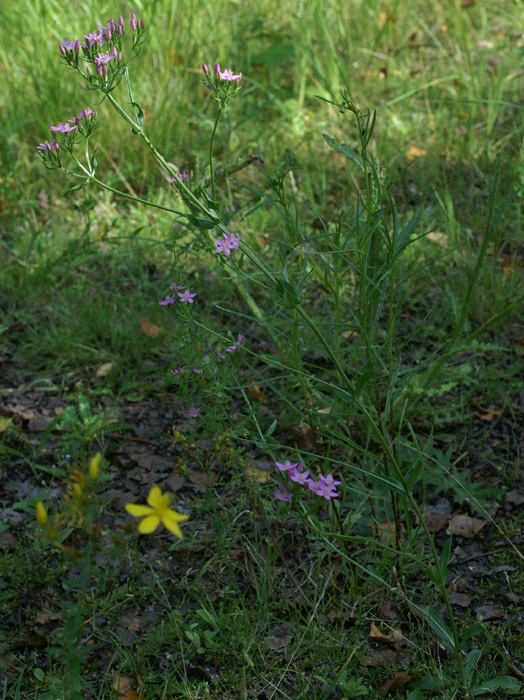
xmin=1 ymin=0 xmax=524 ymax=698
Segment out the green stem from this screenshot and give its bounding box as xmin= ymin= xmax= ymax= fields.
xmin=68 ymin=154 xmax=185 ymax=216
xmin=209 ymin=110 xmax=221 ymax=202
xmin=102 ymin=91 xmax=278 ymax=340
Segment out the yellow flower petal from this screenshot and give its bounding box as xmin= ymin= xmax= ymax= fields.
xmin=164 ymin=509 xmax=189 ymax=524
xmin=147 ymin=487 xmax=162 ymax=507
xmin=125 ymin=504 xmax=154 ymax=517
xmin=36 ymin=502 xmax=48 ymax=526
xmin=162 ymin=509 xmax=189 ymax=538
xmin=161 ymin=517 xmax=183 ymax=537
xmin=89 ymin=453 xmax=101 ymax=480
xmin=138 ymin=515 xmax=160 ymax=533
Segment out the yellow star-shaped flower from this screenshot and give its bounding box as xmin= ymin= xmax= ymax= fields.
xmin=125 ymin=487 xmax=189 ymax=538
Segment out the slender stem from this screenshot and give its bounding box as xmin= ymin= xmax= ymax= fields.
xmin=68 ymin=154 xmax=185 ymax=216
xmin=102 ymin=91 xmax=279 ymax=340
xmin=209 ymin=110 xmax=221 ymax=202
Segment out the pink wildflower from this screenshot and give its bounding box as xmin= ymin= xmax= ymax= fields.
xmin=275 ymin=460 xmax=299 ymax=472
xmin=184 ymin=404 xmax=201 ymax=418
xmin=274 ymin=482 xmax=292 ymax=502
xmin=218 ymin=67 xmax=242 ymax=83
xmin=177 ymin=289 xmax=197 ymax=303
xmin=289 ymin=465 xmax=310 ymax=485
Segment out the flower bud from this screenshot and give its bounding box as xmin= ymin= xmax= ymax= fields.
xmin=106 ymin=29 xmax=112 ymax=41
xmin=36 ymin=502 xmax=48 ymax=526
xmin=89 ymin=452 xmax=101 ymax=480
xmin=214 ymin=62 xmax=220 ymax=76
xmin=202 ymin=63 xmax=209 ymax=74
xmin=118 ymin=15 xmax=124 ymax=26
xmin=59 ymin=44 xmax=66 ymax=56
xmin=118 ymin=23 xmax=123 ymax=37
xmin=130 ymin=12 xmax=138 ymax=30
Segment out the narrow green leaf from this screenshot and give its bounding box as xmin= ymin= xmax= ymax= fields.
xmin=423 ymin=606 xmax=456 ymax=652
xmin=323 ymin=133 xmax=365 ymax=172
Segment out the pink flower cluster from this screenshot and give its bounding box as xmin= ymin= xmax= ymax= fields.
xmin=184 ymin=404 xmax=200 ymax=418
xmin=214 ymin=232 xmax=243 ymax=257
xmin=60 ymin=14 xmax=142 ymax=56
xmin=46 ymin=108 xmax=97 ymax=143
xmin=37 ymin=141 xmax=59 ymax=153
xmin=159 ymin=285 xmax=197 ymax=306
xmin=94 ymin=47 xmax=119 ymax=75
xmin=274 ymin=460 xmax=341 ymax=502
xmin=166 ymin=170 xmax=193 ymax=184
xmin=171 ymin=368 xmax=204 ymax=378
xmin=216 ymin=334 xmax=244 ymax=359
xmin=202 ymin=63 xmax=242 ymax=83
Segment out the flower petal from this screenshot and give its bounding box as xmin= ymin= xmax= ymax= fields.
xmin=137 ymin=515 xmax=160 ymax=533
xmin=162 ymin=511 xmax=188 ymax=538
xmin=163 ymin=509 xmax=189 ymax=525
xmin=125 ymin=504 xmax=154 ymax=517
xmin=147 ymin=486 xmax=162 ymax=507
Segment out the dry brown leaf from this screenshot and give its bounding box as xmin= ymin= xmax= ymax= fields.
xmin=503 ymin=259 xmax=514 ymax=275
xmin=245 ymin=467 xmax=271 ymax=483
xmin=292 ymin=423 xmax=316 ymax=451
xmin=113 ymin=674 xmax=144 ymax=700
xmin=121 ymin=613 xmax=146 ymax=632
xmin=506 ymin=490 xmax=524 ymax=506
xmin=476 ymin=604 xmax=504 ymax=621
xmin=341 ymin=329 xmax=358 ymax=339
xmin=326 ymin=609 xmax=359 ymax=626
xmin=263 ymin=624 xmax=294 ymax=653
xmin=247 ymin=384 xmax=268 ymax=403
xmin=362 ymin=649 xmax=397 ymax=667
xmin=27 ymin=416 xmax=50 ymax=433
xmin=476 ymin=407 xmax=502 ymax=422
xmin=406 ymin=144 xmax=427 ymax=161
xmin=9 ymin=630 xmax=48 ymax=650
xmin=139 ymin=316 xmax=162 ymax=337
xmin=426 ymin=231 xmax=449 ymax=246
xmin=0 ymin=532 xmax=18 ymax=550
xmin=376 ymin=671 xmax=413 ymax=695
xmin=36 ymin=611 xmax=56 ymax=624
xmin=511 ymin=338 xmax=524 ymax=357
xmin=127 ymin=451 xmax=172 ymax=472
xmin=96 ymin=362 xmax=114 ymax=378
xmin=188 ymin=470 xmax=218 ymax=488
xmin=161 ymin=473 xmax=185 ymax=492
xmin=446 ymin=514 xmax=486 ymax=538
xmin=369 ymin=621 xmax=404 ymax=646
xmin=505 ymin=592 xmax=520 ymax=604
xmin=472 ymin=399 xmax=503 ymax=422
xmin=424 ymin=511 xmax=450 ymax=533
xmin=448 ymin=592 xmax=472 ymax=608
xmin=373 ymin=521 xmax=406 ymax=545
xmin=379 ymin=600 xmax=392 ymax=619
